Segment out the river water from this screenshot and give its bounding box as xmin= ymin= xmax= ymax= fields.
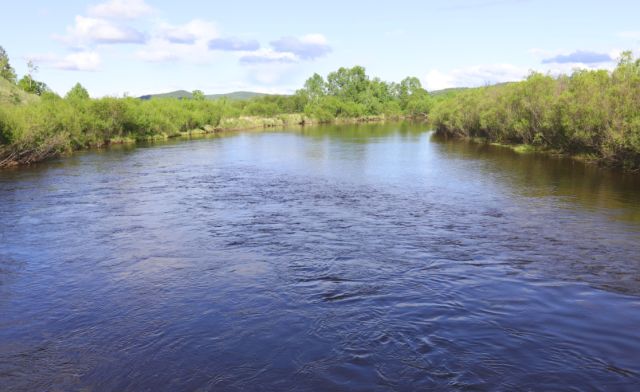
xmin=1 ymin=122 xmax=639 ymax=391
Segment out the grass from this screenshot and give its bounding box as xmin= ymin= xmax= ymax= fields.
xmin=0 ymin=78 xmax=39 ymax=106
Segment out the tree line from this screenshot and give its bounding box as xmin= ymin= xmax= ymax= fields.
xmin=0 ymin=46 xmax=432 ymax=166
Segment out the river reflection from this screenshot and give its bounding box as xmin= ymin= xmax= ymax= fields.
xmin=1 ymin=122 xmax=639 ymax=391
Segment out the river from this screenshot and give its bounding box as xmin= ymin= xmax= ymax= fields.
xmin=1 ymin=122 xmax=639 ymax=391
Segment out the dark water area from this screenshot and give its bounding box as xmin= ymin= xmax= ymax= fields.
xmin=1 ymin=122 xmax=640 ymax=391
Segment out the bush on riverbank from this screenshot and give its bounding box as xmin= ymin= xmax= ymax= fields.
xmin=431 ymin=51 xmax=640 ymax=171
xmin=0 ymin=95 xmax=236 ymax=165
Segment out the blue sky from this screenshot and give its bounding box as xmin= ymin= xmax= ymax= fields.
xmin=1 ymin=0 xmax=639 ymax=97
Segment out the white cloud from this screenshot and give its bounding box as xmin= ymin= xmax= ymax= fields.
xmin=239 ymin=49 xmax=297 ymax=64
xmin=29 ymin=51 xmax=101 ymax=71
xmin=56 ymin=51 xmax=102 ymax=71
xmin=58 ymin=16 xmax=146 ymax=47
xmin=541 ymin=50 xmax=613 ymax=65
xmin=424 ymin=64 xmax=529 ymax=90
xmin=423 ymin=70 xmax=456 ymax=91
xmin=209 ymin=37 xmax=260 ymax=51
xmin=88 ymin=0 xmax=153 ymax=19
xmin=237 ymin=34 xmax=331 ymax=65
xmin=270 ymin=34 xmax=331 ymax=60
xmin=136 ymin=19 xmax=218 ymax=63
xmin=157 ymin=19 xmax=218 ymax=44
xmin=531 ymin=48 xmax=623 ymax=63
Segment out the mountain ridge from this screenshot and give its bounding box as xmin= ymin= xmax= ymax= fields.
xmin=139 ymin=90 xmax=275 ymax=101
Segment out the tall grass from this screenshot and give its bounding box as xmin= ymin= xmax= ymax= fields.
xmin=0 ymin=96 xmax=255 ymax=166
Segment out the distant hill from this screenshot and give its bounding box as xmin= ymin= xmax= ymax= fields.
xmin=429 ymin=87 xmax=469 ymax=97
xmin=0 ymin=78 xmax=39 ymax=105
xmin=208 ymin=91 xmax=272 ymax=100
xmin=139 ymin=90 xmax=272 ymax=101
xmin=429 ymin=82 xmax=518 ymax=97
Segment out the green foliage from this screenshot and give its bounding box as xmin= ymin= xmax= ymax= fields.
xmin=192 ymin=89 xmax=205 ymax=101
xmin=18 ymin=75 xmax=49 ymax=96
xmin=431 ymin=53 xmax=640 ymax=170
xmin=395 ymin=76 xmax=428 ymax=109
xmin=296 ymin=66 xmax=429 ymax=121
xmin=0 ymin=106 xmax=14 ymax=144
xmin=65 ymin=83 xmax=90 ymax=100
xmin=0 ymin=76 xmax=39 ymax=106
xmin=0 ymin=46 xmax=17 ymax=83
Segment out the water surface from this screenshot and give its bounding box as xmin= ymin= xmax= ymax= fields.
xmin=1 ymin=122 xmax=640 ymax=391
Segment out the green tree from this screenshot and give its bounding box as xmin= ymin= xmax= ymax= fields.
xmin=326 ymin=66 xmax=369 ymax=101
xmin=301 ymin=73 xmax=326 ymax=102
xmin=65 ymin=83 xmax=90 ymax=100
xmin=192 ymin=90 xmax=205 ymax=101
xmin=0 ymin=46 xmax=17 ymax=83
xmin=396 ymin=76 xmax=427 ymax=109
xmin=18 ymin=75 xmax=49 ymax=96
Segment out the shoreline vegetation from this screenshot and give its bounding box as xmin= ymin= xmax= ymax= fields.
xmin=431 ymin=52 xmax=640 ymax=172
xmin=0 ymin=54 xmax=431 ymax=167
xmin=1 ymin=46 xmax=639 ymax=171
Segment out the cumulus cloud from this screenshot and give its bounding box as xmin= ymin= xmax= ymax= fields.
xmin=239 ymin=49 xmax=297 ymax=64
xmin=542 ymin=50 xmax=613 ymax=64
xmin=424 ymin=64 xmax=529 ymax=90
xmin=29 ymin=51 xmax=101 ymax=71
xmin=58 ymin=16 xmax=146 ymax=46
xmin=88 ymin=0 xmax=153 ymax=19
xmin=136 ymin=19 xmax=218 ymax=63
xmin=423 ymin=70 xmax=456 ymax=91
xmin=161 ymin=29 xmax=196 ymax=45
xmin=209 ymin=37 xmax=260 ymax=51
xmin=56 ymin=51 xmax=102 ymax=71
xmin=270 ymin=34 xmax=331 ymax=60
xmin=235 ymin=34 xmax=331 ymax=65
xmin=157 ymin=19 xmax=218 ymax=45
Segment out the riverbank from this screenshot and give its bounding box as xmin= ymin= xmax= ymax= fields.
xmin=432 ymin=132 xmax=625 ymax=171
xmin=0 ymin=113 xmax=404 ymax=168
xmin=0 ymin=64 xmax=433 ymax=169
xmin=429 ymin=53 xmax=640 ymax=172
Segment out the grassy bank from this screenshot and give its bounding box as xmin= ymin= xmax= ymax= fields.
xmin=430 ymin=52 xmax=640 ymax=171
xmin=0 ymin=94 xmax=406 ymax=167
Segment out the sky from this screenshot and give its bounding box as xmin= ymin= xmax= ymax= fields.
xmin=1 ymin=0 xmax=640 ymax=97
